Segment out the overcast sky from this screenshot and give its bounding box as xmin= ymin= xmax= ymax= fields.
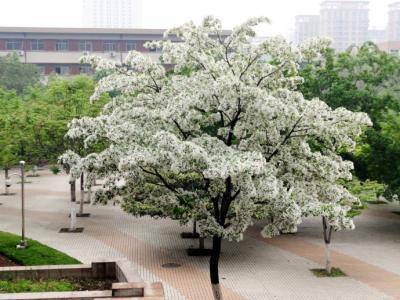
xmin=0 ymin=0 xmax=394 ymax=38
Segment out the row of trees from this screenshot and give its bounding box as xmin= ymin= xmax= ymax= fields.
xmin=61 ymin=17 xmax=371 ymax=300
xmin=0 ymin=68 xmax=108 ymax=191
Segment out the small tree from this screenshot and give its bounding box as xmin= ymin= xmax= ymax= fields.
xmin=58 ymin=150 xmax=82 ymax=231
xmin=64 ymin=17 xmax=370 ymax=299
xmin=0 ymin=145 xmax=19 ymax=195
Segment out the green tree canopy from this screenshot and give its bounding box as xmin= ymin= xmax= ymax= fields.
xmin=0 ymin=76 xmax=108 ymax=169
xmin=0 ymin=53 xmax=40 ymax=93
xmin=300 ymin=42 xmax=400 ymax=196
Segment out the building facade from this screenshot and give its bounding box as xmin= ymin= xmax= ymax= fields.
xmin=82 ymin=0 xmax=143 ymax=28
xmin=387 ymin=2 xmax=400 ymax=42
xmin=320 ymin=0 xmax=369 ymax=51
xmin=294 ymin=15 xmax=320 ymax=44
xmin=0 ymin=27 xmax=167 ymax=75
xmin=367 ymin=29 xmax=386 ymax=44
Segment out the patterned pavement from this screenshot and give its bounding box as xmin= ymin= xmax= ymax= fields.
xmin=0 ymin=169 xmax=399 ymax=299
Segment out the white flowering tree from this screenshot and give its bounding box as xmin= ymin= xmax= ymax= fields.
xmin=64 ymin=17 xmax=371 ymax=299
xmin=58 ymin=150 xmax=82 ymax=232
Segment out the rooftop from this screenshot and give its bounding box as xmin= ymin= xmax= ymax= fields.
xmin=0 ymin=27 xmax=167 ymax=35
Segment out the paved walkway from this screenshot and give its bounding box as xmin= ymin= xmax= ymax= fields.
xmin=0 ymin=169 xmax=400 ymax=299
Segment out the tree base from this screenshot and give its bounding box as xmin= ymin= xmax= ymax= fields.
xmin=59 ymin=227 xmax=84 ymax=233
xmin=181 ymin=232 xmax=200 ymax=239
xmin=310 ymin=268 xmax=346 ymax=277
xmin=279 ymin=231 xmax=296 ymax=235
xmin=76 ymin=201 xmax=91 ymax=204
xmin=0 ymin=193 xmax=16 ymax=196
xmin=186 ymin=248 xmax=212 ymax=256
xmin=368 ymin=200 xmax=387 ymax=205
xmin=76 ymin=213 xmax=91 ymax=218
xmin=69 ymin=213 xmax=91 ymax=218
xmin=16 ymin=241 xmax=28 ymax=249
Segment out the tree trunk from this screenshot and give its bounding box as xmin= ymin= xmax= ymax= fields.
xmin=70 ymin=180 xmax=76 ymax=231
xmin=210 ymin=235 xmax=223 ymax=300
xmin=4 ymin=168 xmax=9 ymax=195
xmin=193 ymin=220 xmax=197 ymax=235
xmin=79 ymin=173 xmax=84 ymax=214
xmin=325 ymin=242 xmax=332 ymax=274
xmin=88 ymin=186 xmax=92 ymax=205
xmin=195 ymin=220 xmax=205 ymax=249
xmin=322 ymin=216 xmax=333 ymax=275
xmin=199 ymin=237 xmax=205 ymax=250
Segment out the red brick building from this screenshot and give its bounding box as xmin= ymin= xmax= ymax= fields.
xmin=0 ymin=27 xmax=170 ymax=75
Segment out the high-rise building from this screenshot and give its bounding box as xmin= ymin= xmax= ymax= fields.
xmin=368 ymin=29 xmax=386 ymax=44
xmin=294 ymin=15 xmax=320 ymax=44
xmin=387 ymin=2 xmax=400 ymax=42
xmin=320 ymin=0 xmax=369 ymax=51
xmin=82 ymin=0 xmax=143 ymax=28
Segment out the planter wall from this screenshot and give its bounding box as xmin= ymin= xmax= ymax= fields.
xmin=0 ymin=260 xmax=164 ymax=300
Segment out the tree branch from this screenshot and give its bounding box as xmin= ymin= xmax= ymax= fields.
xmin=148 ymin=72 xmax=161 ymax=92
xmin=257 ymin=63 xmax=287 ymax=87
xmin=239 ymin=55 xmax=260 ymax=81
xmin=266 ymin=116 xmax=303 ymax=162
xmin=225 ymin=98 xmax=242 ymax=146
xmin=139 ymin=167 xmax=177 ymax=193
xmin=173 ymin=120 xmax=191 ymax=140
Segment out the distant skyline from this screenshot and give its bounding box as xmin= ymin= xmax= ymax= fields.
xmin=0 ymin=0 xmax=396 ymax=38
xmin=82 ymin=0 xmax=143 ymax=28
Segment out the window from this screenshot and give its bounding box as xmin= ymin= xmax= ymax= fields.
xmin=126 ymin=41 xmax=137 ymax=51
xmin=149 ymin=47 xmax=161 ymax=53
xmin=30 ymin=39 xmax=44 ymax=51
xmin=79 ymin=65 xmax=92 ymax=74
xmin=79 ymin=40 xmax=92 ymax=51
xmin=56 ymin=40 xmax=69 ymax=51
xmin=36 ymin=65 xmax=45 ymax=75
xmin=103 ymin=41 xmax=116 ymax=52
xmin=6 ymin=40 xmax=22 ymax=50
xmin=54 ymin=65 xmax=69 ymax=75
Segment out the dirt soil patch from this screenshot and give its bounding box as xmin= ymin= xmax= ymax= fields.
xmin=0 ymin=254 xmax=19 ymax=267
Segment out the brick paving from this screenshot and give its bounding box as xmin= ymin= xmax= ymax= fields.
xmin=0 ymin=169 xmax=399 ymax=299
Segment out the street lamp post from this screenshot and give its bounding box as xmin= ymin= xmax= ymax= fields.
xmin=7 ymin=162 xmax=28 ymax=248
xmin=16 ymin=161 xmax=27 ymax=249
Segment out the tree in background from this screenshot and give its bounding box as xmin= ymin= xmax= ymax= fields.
xmin=300 ymin=42 xmax=400 ymax=197
xmin=0 ymin=88 xmax=24 ymax=194
xmin=58 ymin=150 xmax=82 ymax=232
xmin=0 ymin=76 xmax=108 ymax=171
xmin=0 ymin=53 xmax=40 ymax=94
xmin=64 ymin=17 xmax=370 ymax=299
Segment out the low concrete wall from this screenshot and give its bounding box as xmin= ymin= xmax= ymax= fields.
xmin=0 ymin=261 xmax=164 ymax=299
xmin=0 ymin=291 xmax=113 ymax=300
xmin=0 ymin=262 xmax=116 ymax=281
xmin=115 ymin=260 xmax=142 ymax=283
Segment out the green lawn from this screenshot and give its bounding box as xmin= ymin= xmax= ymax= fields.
xmin=0 ymin=277 xmax=115 ymax=294
xmin=0 ymin=231 xmax=80 ymax=266
xmin=0 ymin=279 xmax=75 ymax=293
